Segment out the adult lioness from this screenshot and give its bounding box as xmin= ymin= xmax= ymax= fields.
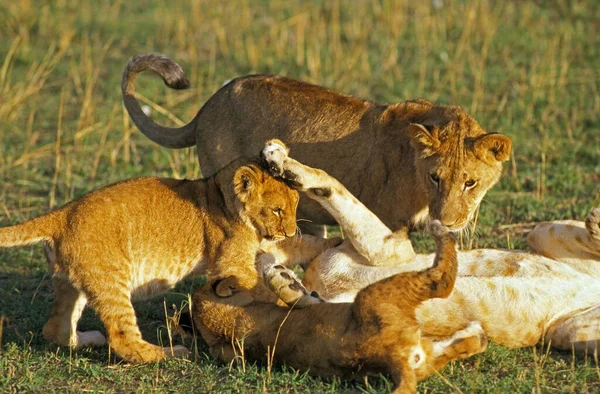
xmin=0 ymin=144 xmax=325 ymax=363
xmin=122 ymin=53 xmax=512 ymax=233
xmin=261 ymin=141 xmax=600 ymax=354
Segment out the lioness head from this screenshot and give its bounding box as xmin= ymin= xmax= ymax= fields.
xmin=233 ymin=163 xmax=299 ymax=241
xmin=407 ymin=108 xmax=512 ymax=231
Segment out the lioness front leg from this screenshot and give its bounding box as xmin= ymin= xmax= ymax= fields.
xmin=262 ymin=139 xmax=415 ymax=266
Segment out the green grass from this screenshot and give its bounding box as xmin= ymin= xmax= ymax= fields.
xmin=1 ymin=0 xmax=600 ymax=392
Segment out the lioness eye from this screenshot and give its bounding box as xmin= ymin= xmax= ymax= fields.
xmin=429 ymin=173 xmax=440 ymax=185
xmin=272 ymin=208 xmax=282 ymax=216
xmin=464 ymin=180 xmax=477 ymax=190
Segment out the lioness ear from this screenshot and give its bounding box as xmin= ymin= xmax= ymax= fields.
xmin=474 ymin=133 xmax=512 ymax=164
xmin=407 ymin=123 xmax=440 ymax=157
xmin=233 ymin=166 xmax=260 ymax=203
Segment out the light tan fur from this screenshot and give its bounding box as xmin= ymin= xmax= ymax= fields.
xmin=122 ymin=53 xmax=512 ymax=234
xmin=193 ymin=221 xmax=487 ymax=394
xmin=262 ymin=141 xmax=600 ymax=354
xmin=0 ymin=152 xmax=302 ymax=363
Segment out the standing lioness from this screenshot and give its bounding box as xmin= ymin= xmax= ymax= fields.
xmin=122 ymin=53 xmax=512 ymax=233
xmin=0 ymin=151 xmax=300 ymax=363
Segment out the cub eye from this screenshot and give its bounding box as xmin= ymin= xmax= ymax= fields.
xmin=464 ymin=179 xmax=477 ymax=190
xmin=429 ymin=173 xmax=440 ymax=185
xmin=272 ymin=208 xmax=282 ymax=217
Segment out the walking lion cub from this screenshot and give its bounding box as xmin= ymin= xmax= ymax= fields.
xmin=0 ymin=145 xmax=305 ymax=363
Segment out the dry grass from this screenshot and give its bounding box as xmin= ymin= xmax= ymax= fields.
xmin=1 ymin=0 xmax=599 ymax=392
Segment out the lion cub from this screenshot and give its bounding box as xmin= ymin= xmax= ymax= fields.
xmin=192 ymin=221 xmax=487 ymax=394
xmin=0 ymin=148 xmax=299 ymax=363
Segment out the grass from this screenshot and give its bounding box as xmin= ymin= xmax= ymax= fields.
xmin=1 ymin=0 xmax=599 ymax=392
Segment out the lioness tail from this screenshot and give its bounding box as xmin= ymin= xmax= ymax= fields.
xmin=122 ymin=53 xmax=196 ymax=149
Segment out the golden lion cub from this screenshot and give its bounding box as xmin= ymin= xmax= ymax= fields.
xmin=0 ymin=147 xmax=302 ymax=363
xmin=122 ymin=53 xmax=512 ymax=235
xmin=261 ymin=140 xmax=600 ymax=354
xmin=193 ymin=221 xmax=487 ymax=394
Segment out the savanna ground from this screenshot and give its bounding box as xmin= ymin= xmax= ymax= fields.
xmin=1 ymin=0 xmax=599 ymax=392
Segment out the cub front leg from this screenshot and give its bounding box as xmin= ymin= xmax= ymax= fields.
xmin=262 ymin=139 xmax=415 ymax=266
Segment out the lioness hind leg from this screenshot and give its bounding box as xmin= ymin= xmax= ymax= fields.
xmin=261 ymin=140 xmax=415 ymax=266
xmin=43 ymin=276 xmax=106 ymax=347
xmin=545 ymin=304 xmax=600 ymax=354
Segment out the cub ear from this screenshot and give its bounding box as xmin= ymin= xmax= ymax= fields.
xmin=233 ymin=166 xmax=260 ymax=202
xmin=473 ymin=133 xmax=512 ymax=164
xmin=214 ymin=277 xmax=239 ymax=297
xmin=407 ymin=123 xmax=440 ymax=157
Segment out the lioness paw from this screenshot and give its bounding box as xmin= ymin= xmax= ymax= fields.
xmin=264 ymin=264 xmax=323 ymax=308
xmin=585 ymin=208 xmax=600 ymax=241
xmin=261 ymin=139 xmax=289 ymax=177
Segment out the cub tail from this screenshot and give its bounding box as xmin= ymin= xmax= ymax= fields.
xmin=121 ymin=53 xmax=196 ymax=149
xmin=0 ymin=211 xmax=61 ymax=248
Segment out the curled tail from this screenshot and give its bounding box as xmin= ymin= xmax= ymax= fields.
xmin=0 ymin=212 xmax=61 ymax=248
xmin=121 ymin=53 xmax=196 ymax=149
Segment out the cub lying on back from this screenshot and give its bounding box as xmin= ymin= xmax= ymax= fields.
xmin=122 ymin=53 xmax=512 ymax=234
xmin=0 ymin=145 xmax=300 ymax=363
xmin=192 ymin=221 xmax=487 ymax=394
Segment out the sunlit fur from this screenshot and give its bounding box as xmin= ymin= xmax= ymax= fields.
xmin=0 ymin=155 xmax=300 ymax=362
xmin=263 ymin=141 xmax=600 ymax=354
xmin=193 ymin=222 xmax=487 ymax=394
xmin=122 ymin=54 xmax=511 ymax=235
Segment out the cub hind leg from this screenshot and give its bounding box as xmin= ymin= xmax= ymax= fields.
xmin=43 ymin=275 xmax=106 ymax=347
xmin=415 ymin=322 xmax=488 ymax=381
xmin=42 ymin=245 xmax=105 ymax=347
xmin=67 ymin=256 xmax=189 ymax=363
xmin=545 ymin=304 xmax=600 ymax=354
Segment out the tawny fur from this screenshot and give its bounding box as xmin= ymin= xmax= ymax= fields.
xmin=122 ymin=53 xmax=512 ymax=234
xmin=193 ymin=222 xmax=487 ymax=394
xmin=261 ymin=141 xmax=600 ymax=354
xmin=0 ymin=154 xmax=302 ymax=363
